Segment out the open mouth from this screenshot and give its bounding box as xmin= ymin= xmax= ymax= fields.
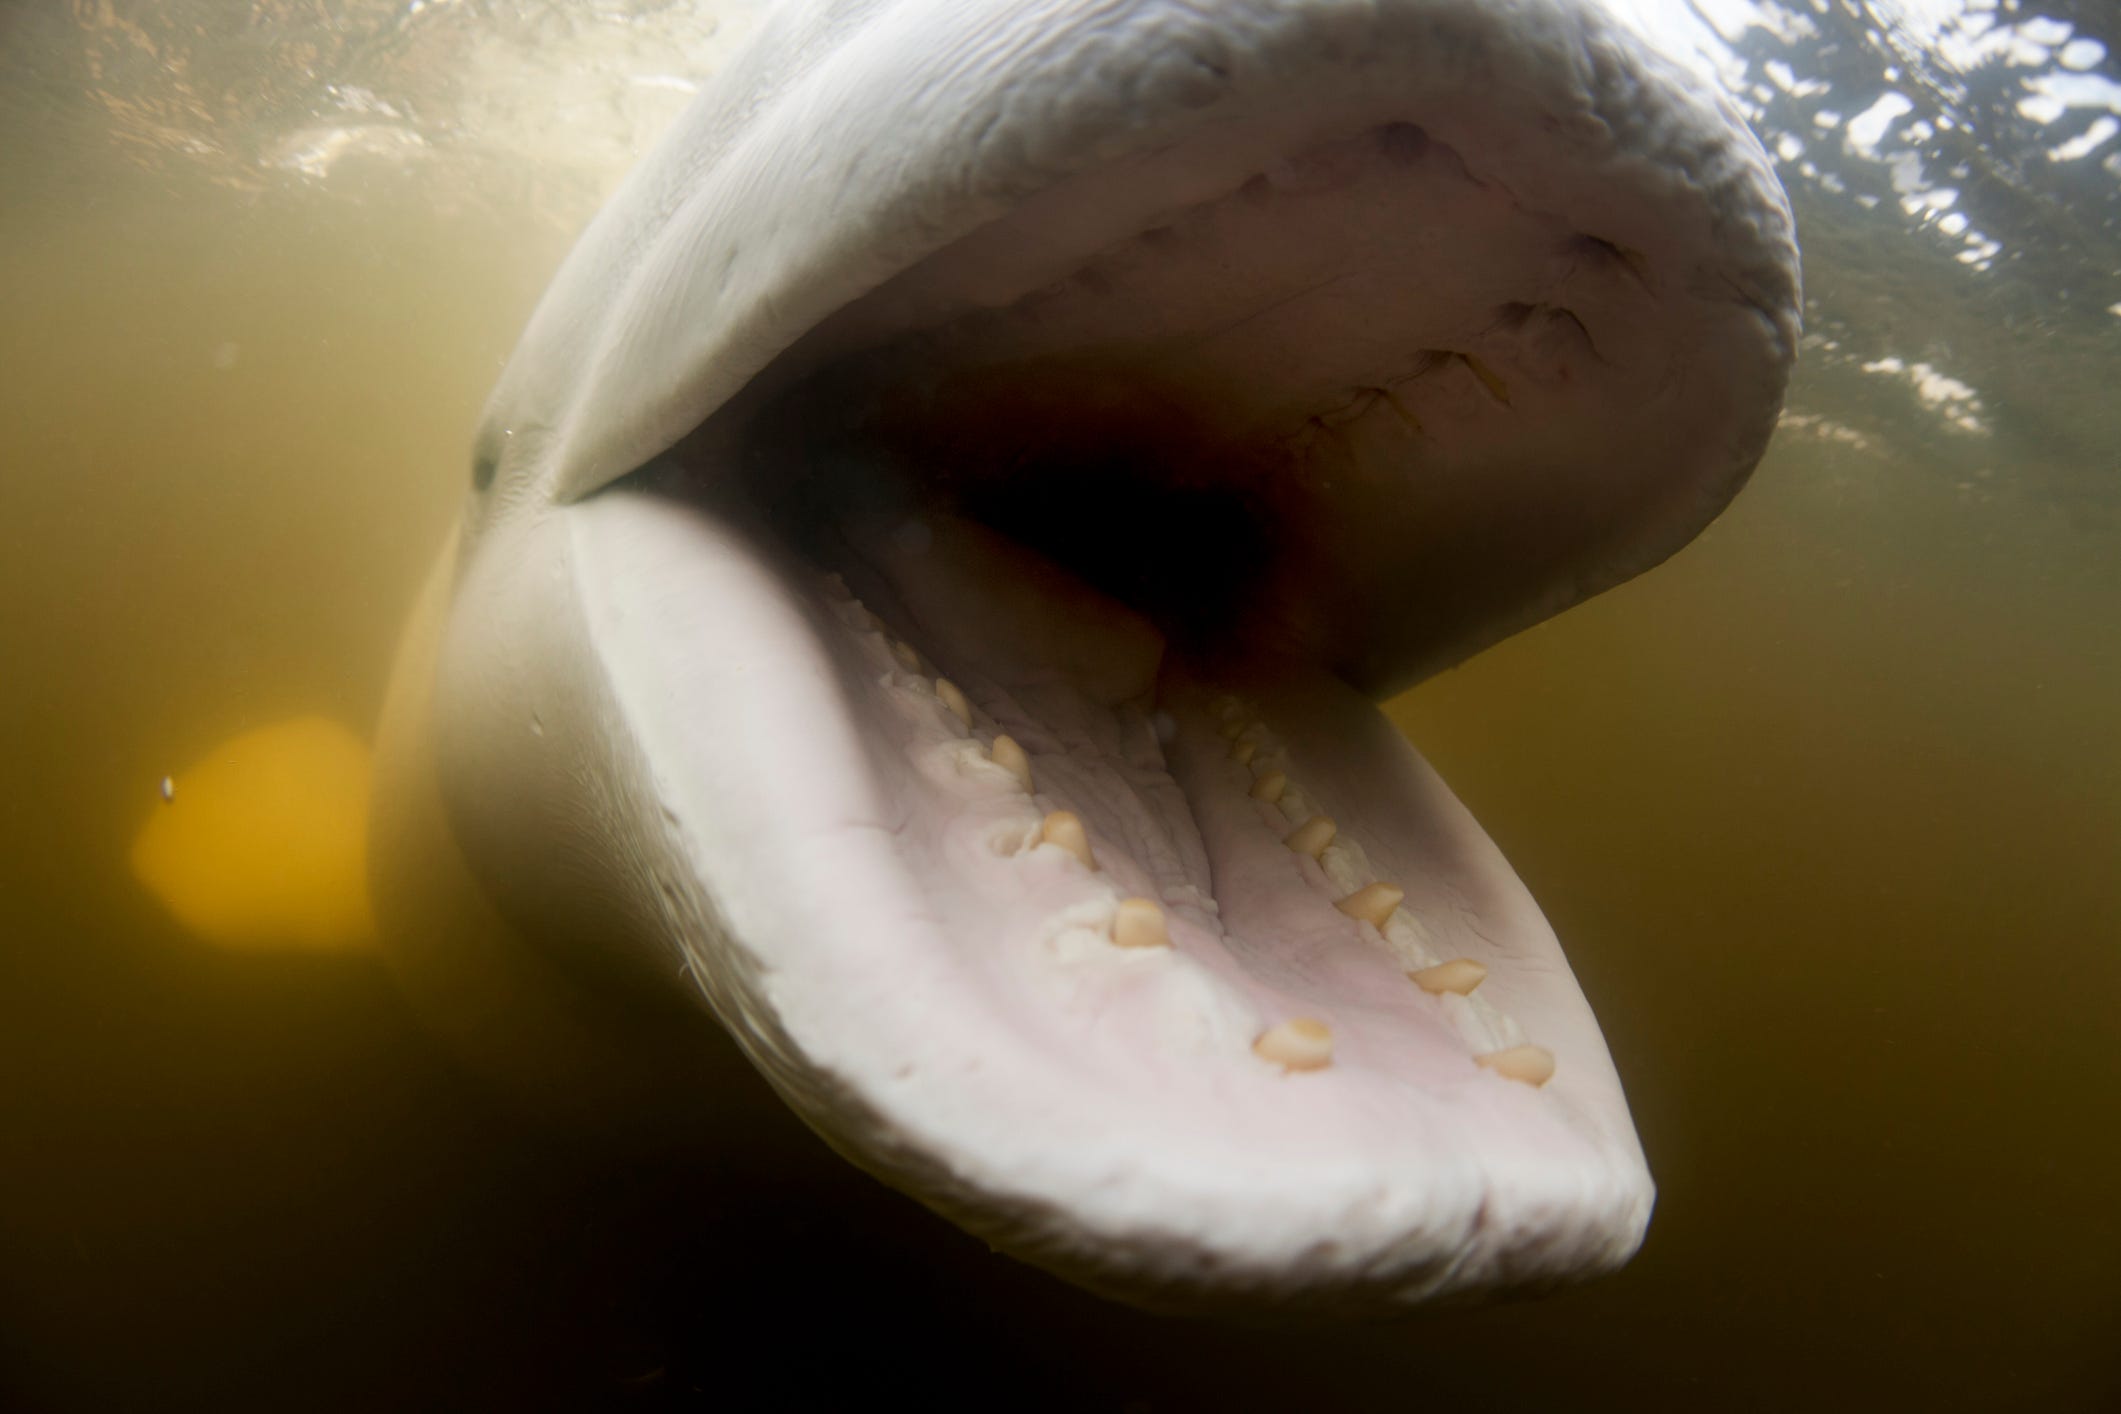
xmin=573 ymin=473 xmax=1651 ymax=1307
xmin=443 ymin=2 xmax=1799 ymax=1312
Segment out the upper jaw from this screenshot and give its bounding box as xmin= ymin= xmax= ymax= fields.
xmin=471 ymin=0 xmax=1797 ymax=696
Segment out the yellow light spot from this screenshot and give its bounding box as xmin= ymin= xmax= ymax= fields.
xmin=128 ymin=716 xmax=376 ymax=951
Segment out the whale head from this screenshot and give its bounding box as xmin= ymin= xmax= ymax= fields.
xmin=400 ymin=0 xmax=1799 ymax=1311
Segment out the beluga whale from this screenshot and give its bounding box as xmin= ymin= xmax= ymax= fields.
xmin=351 ymin=0 xmax=1800 ymax=1312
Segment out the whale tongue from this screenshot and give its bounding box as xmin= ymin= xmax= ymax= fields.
xmin=569 ymin=479 xmax=1650 ymax=1309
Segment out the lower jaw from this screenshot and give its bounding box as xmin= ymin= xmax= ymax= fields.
xmin=558 ymin=471 xmax=1651 ymax=1308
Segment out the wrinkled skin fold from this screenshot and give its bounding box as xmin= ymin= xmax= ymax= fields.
xmin=374 ymin=0 xmax=1799 ymax=1311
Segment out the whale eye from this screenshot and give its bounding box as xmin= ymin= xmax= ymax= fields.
xmin=471 ymin=449 xmax=497 ymax=492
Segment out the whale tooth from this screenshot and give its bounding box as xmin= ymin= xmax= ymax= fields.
xmin=1335 ymin=882 xmax=1403 ymax=928
xmin=1040 ymin=810 xmax=1095 ymax=870
xmin=1218 ymin=717 xmax=1251 ymax=741
xmin=1284 ymin=814 xmax=1336 ymax=857
xmin=1111 ymin=897 xmax=1170 ymax=949
xmin=989 ymin=734 xmax=1032 ymax=792
xmin=934 ymin=677 xmax=972 ymax=728
xmin=1476 ymin=1045 xmax=1556 ymax=1087
xmin=1409 ymin=959 xmax=1488 ymax=995
xmin=832 ymin=599 xmax=879 ymax=632
xmin=1253 ymin=1018 xmax=1333 ymax=1072
xmin=1249 ymin=769 xmax=1287 ymax=804
xmin=1232 ymin=739 xmax=1258 ymax=765
xmin=1460 ymin=351 xmax=1512 ymax=405
xmin=890 ymin=639 xmax=922 ymax=672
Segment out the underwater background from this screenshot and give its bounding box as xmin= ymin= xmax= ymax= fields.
xmin=2 ymin=0 xmax=2116 ymax=1407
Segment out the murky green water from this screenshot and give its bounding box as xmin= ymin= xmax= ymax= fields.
xmin=3 ymin=3 xmax=2118 ymax=1409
